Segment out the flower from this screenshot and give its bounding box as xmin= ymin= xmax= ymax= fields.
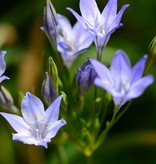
xmin=57 ymin=14 xmax=93 ymax=68
xmin=41 ymin=0 xmax=93 ymax=68
xmin=0 ymin=50 xmax=9 ymax=83
xmin=76 ymin=60 xmax=97 ymax=94
xmin=90 ymin=50 xmax=154 ymax=107
xmin=0 ymin=92 xmax=66 ymax=148
xmin=67 ymin=0 xmax=129 ymax=60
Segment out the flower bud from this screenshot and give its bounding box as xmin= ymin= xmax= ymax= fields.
xmin=41 ymin=0 xmax=58 ymax=49
xmin=0 ymin=86 xmax=18 ymax=112
xmin=144 ymin=36 xmax=156 ymax=75
xmin=41 ymin=72 xmax=56 ymax=105
xmin=76 ymin=60 xmax=97 ymax=94
xmin=148 ymin=36 xmax=156 ymax=61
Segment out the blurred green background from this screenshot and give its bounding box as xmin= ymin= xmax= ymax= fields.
xmin=0 ymin=0 xmax=156 ymax=164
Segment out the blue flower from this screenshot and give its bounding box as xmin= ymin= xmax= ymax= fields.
xmin=0 ymin=51 xmax=9 ymax=83
xmin=0 ymin=92 xmax=66 ymax=148
xmin=57 ymin=14 xmax=93 ymax=68
xmin=67 ymin=0 xmax=129 ymax=60
xmin=90 ymin=50 xmax=154 ymax=107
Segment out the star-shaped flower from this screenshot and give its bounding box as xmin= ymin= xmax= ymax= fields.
xmin=57 ymin=14 xmax=93 ymax=67
xmin=67 ymin=0 xmax=129 ymax=60
xmin=0 ymin=50 xmax=9 ymax=83
xmin=90 ymin=50 xmax=154 ymax=107
xmin=0 ymin=92 xmax=66 ymax=148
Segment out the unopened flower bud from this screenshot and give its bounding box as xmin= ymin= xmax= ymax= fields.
xmin=41 ymin=72 xmax=56 ymax=105
xmin=0 ymin=86 xmax=18 ymax=112
xmin=148 ymin=36 xmax=156 ymax=61
xmin=144 ymin=36 xmax=156 ymax=75
xmin=76 ymin=60 xmax=97 ymax=94
xmin=41 ymin=0 xmax=58 ymax=49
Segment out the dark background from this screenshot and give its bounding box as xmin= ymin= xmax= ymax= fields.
xmin=0 ymin=0 xmax=156 ymax=163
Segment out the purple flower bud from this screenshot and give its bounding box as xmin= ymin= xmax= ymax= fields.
xmin=41 ymin=72 xmax=56 ymax=105
xmin=41 ymin=0 xmax=58 ymax=49
xmin=76 ymin=60 xmax=97 ymax=94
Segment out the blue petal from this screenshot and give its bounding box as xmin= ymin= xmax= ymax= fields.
xmin=0 ymin=112 xmax=30 ymax=133
xmin=13 ymin=133 xmax=50 ymax=148
xmin=57 ymin=14 xmax=72 ymax=37
xmin=102 ymin=0 xmax=117 ymax=27
xmin=110 ymin=50 xmax=131 ymax=82
xmin=109 ymin=4 xmax=129 ymax=31
xmin=46 ymin=119 xmax=66 ymax=139
xmin=126 ymin=75 xmax=154 ymax=99
xmin=89 ymin=59 xmax=113 ymax=85
xmin=0 ymin=75 xmax=9 ymax=83
xmin=21 ymin=92 xmax=45 ymax=125
xmin=0 ymin=51 xmax=7 ymax=77
xmin=130 ymin=55 xmax=147 ymax=84
xmin=44 ymin=95 xmax=63 ymax=126
xmin=80 ymin=0 xmax=100 ymax=26
xmin=72 ymin=22 xmax=93 ymax=48
xmin=66 ymin=8 xmax=87 ymax=30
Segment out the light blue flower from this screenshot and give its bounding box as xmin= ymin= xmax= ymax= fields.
xmin=67 ymin=0 xmax=129 ymax=60
xmin=0 ymin=92 xmax=66 ymax=148
xmin=57 ymin=14 xmax=93 ymax=68
xmin=90 ymin=50 xmax=154 ymax=107
xmin=0 ymin=51 xmax=9 ymax=83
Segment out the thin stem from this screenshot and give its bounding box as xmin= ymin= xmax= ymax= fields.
xmin=94 ymin=106 xmax=119 ymax=150
xmin=90 ymin=87 xmax=98 ymax=121
xmin=56 ymin=144 xmax=68 ymax=164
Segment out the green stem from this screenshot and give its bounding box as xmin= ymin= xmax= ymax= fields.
xmin=94 ymin=106 xmax=119 ymax=150
xmin=56 ymin=144 xmax=68 ymax=164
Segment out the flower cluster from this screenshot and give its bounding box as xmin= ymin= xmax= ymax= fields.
xmin=0 ymin=0 xmax=155 ymax=158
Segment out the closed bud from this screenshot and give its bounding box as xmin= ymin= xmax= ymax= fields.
xmin=0 ymin=86 xmax=18 ymax=112
xmin=41 ymin=0 xmax=58 ymax=49
xmin=76 ymin=60 xmax=97 ymax=94
xmin=41 ymin=72 xmax=56 ymax=105
xmin=148 ymin=36 xmax=156 ymax=61
xmin=144 ymin=36 xmax=156 ymax=74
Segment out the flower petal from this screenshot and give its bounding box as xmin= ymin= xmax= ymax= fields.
xmin=67 ymin=8 xmax=87 ymax=30
xmin=0 ymin=75 xmax=9 ymax=83
xmin=80 ymin=0 xmax=100 ymax=26
xmin=44 ymin=95 xmax=63 ymax=126
xmin=13 ymin=133 xmax=50 ymax=148
xmin=57 ymin=14 xmax=72 ymax=38
xmin=0 ymin=51 xmax=7 ymax=77
xmin=46 ymin=118 xmax=66 ymax=139
xmin=110 ymin=50 xmax=131 ymax=82
xmin=102 ymin=0 xmax=117 ymax=26
xmin=0 ymin=112 xmax=30 ymax=133
xmin=130 ymin=55 xmax=147 ymax=84
xmin=21 ymin=92 xmax=45 ymax=124
xmin=89 ymin=59 xmax=113 ymax=85
xmin=126 ymin=75 xmax=154 ymax=99
xmin=109 ymin=4 xmax=129 ymax=31
xmin=72 ymin=22 xmax=93 ymax=48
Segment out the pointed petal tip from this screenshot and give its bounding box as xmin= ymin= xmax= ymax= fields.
xmin=1 ymin=50 xmax=7 ymax=56
xmin=61 ymin=118 xmax=67 ymax=125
